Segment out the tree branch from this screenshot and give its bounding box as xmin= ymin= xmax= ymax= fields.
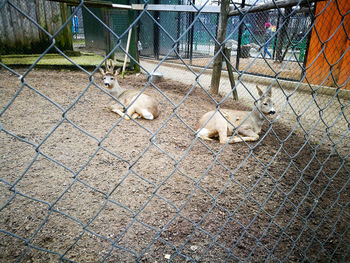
xmin=228 ymin=0 xmax=320 ymax=16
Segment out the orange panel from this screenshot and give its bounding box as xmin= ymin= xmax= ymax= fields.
xmin=335 ymin=6 xmax=350 ymax=89
xmin=305 ymin=0 xmax=350 ymax=90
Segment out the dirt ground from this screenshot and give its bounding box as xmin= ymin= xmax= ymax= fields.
xmin=0 ymin=68 xmax=349 ymax=262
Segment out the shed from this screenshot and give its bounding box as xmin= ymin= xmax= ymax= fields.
xmin=82 ymin=0 xmax=138 ymax=68
xmin=0 ymin=0 xmax=72 ymax=54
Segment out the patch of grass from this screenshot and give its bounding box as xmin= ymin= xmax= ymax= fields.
xmin=73 ymin=39 xmax=85 ymax=46
xmin=1 ymin=53 xmax=120 ymax=70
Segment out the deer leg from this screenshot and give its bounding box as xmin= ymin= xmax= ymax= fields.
xmin=232 ymin=127 xmax=259 ymax=143
xmin=124 ymin=106 xmax=138 ymax=120
xmin=108 ymin=104 xmax=119 ymax=112
xmin=109 ymin=104 xmax=130 ymax=120
xmin=114 ymin=109 xmax=130 ymax=120
xmin=131 ymin=112 xmax=140 ymax=119
xmin=198 ymin=134 xmax=215 ymax=141
xmin=197 ymin=128 xmax=215 ymax=141
xmin=218 ymin=123 xmax=233 ymax=144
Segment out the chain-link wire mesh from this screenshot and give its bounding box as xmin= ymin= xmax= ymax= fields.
xmin=138 ymin=2 xmax=313 ymax=82
xmin=0 ymin=0 xmax=349 ymax=262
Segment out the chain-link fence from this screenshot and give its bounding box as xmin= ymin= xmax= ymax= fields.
xmin=137 ymin=2 xmax=313 ymax=81
xmin=1 ymin=0 xmax=349 ymax=262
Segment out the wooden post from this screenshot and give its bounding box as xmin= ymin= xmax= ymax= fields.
xmin=122 ymin=28 xmax=132 ymax=78
xmin=102 ymin=8 xmax=113 ymax=59
xmin=134 ymin=21 xmax=141 ymax=73
xmin=127 ymin=0 xmax=139 ymax=72
xmin=223 ymin=42 xmax=238 ymax=101
xmin=209 ymin=0 xmax=230 ymax=95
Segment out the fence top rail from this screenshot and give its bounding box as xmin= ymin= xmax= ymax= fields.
xmin=48 ymin=0 xmax=223 ymax=13
xmin=131 ymin=4 xmax=221 ymax=13
xmin=47 ymin=0 xmax=321 ymax=14
xmin=48 ymin=0 xmax=222 ymax=12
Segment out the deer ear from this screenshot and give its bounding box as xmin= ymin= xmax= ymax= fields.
xmin=256 ymin=85 xmax=263 ymax=97
xmin=107 ymin=59 xmax=113 ymax=71
xmin=99 ymin=67 xmax=105 ymax=75
xmin=115 ymin=68 xmax=121 ymax=75
xmin=266 ymin=87 xmax=272 ymax=97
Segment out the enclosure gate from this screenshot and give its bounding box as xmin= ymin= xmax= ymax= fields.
xmin=0 ymin=0 xmax=349 ymax=262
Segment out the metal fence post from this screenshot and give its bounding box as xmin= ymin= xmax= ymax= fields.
xmin=235 ymin=0 xmax=245 ymax=71
xmin=189 ymin=0 xmax=195 ymax=65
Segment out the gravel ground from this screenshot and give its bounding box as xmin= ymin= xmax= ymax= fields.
xmin=166 ymin=57 xmax=303 ymax=80
xmin=0 ymin=68 xmax=349 ymax=262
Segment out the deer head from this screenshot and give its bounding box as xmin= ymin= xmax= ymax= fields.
xmin=256 ymin=85 xmax=275 ymax=116
xmin=99 ymin=59 xmax=120 ymax=90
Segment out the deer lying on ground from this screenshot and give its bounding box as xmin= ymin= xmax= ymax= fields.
xmin=196 ymin=86 xmax=275 ymax=144
xmin=99 ymin=59 xmax=159 ymax=120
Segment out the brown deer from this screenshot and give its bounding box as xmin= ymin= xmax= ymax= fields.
xmin=196 ymin=86 xmax=276 ymax=144
xmin=99 ymin=59 xmax=159 ymax=120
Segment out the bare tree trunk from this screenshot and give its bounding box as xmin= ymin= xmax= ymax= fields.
xmin=223 ymin=47 xmax=238 ymax=101
xmin=228 ymin=0 xmax=316 ymax=16
xmin=278 ymin=31 xmax=297 ymax=62
xmin=276 ymin=7 xmax=292 ymax=62
xmin=209 ymin=0 xmax=230 ymax=95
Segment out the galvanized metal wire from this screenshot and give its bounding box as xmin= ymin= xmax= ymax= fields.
xmin=0 ymin=0 xmax=349 ymax=262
